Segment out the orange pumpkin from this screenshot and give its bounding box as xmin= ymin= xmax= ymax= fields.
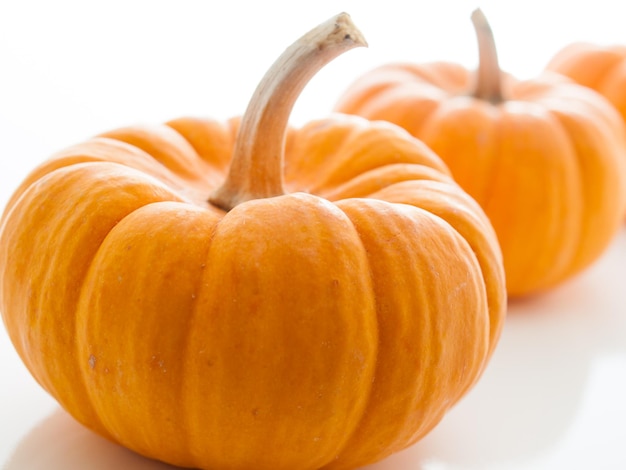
xmin=335 ymin=9 xmax=626 ymax=298
xmin=0 ymin=13 xmax=505 ymax=470
xmin=546 ymin=42 xmax=626 ymax=125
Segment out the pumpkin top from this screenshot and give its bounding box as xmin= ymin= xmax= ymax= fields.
xmin=210 ymin=12 xmax=367 ymax=211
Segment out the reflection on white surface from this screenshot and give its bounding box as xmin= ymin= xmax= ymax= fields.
xmin=2 ymin=231 xmax=625 ymax=470
xmin=4 ymin=409 xmax=177 ymax=470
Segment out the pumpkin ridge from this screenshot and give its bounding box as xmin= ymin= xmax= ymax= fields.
xmin=590 ymin=57 xmax=625 ymax=90
xmin=478 ymin=109 xmax=530 ymax=287
xmin=378 ymin=84 xmax=448 ymax=137
xmin=419 ymin=97 xmax=501 ymax=205
xmin=178 ymin=193 xmax=380 ymax=469
xmin=164 ymin=119 xmax=234 ymax=179
xmin=304 ymin=121 xmax=370 ymax=194
xmin=73 ymin=202 xmax=221 ymax=467
xmin=303 ymin=120 xmax=375 ymax=194
xmin=281 ymin=118 xmax=362 ymax=194
xmin=85 ymin=160 xmax=195 ymax=204
xmin=324 ymin=198 xmax=491 ymax=469
xmin=548 ymin=44 xmax=626 ymax=90
xmin=547 ymin=111 xmax=619 ymax=275
xmin=90 ymin=136 xmax=202 ymax=184
xmin=484 ymin=107 xmax=581 ymax=293
xmin=294 ymin=118 xmax=450 ymax=197
xmin=414 ymin=206 xmax=490 ymax=401
xmin=479 ymin=104 xmax=509 ymax=209
xmin=71 ymin=201 xmax=202 ymax=439
xmin=1 ymin=141 xmax=202 ymax=225
xmin=98 ymin=124 xmax=208 ymax=180
xmin=322 ymin=163 xmax=454 ymax=201
xmin=364 ymin=179 xmax=505 ymax=359
xmin=72 ymin=242 xmax=116 ymax=440
xmin=2 ymin=164 xmax=184 ymax=441
xmin=542 ymin=86 xmax=626 ymax=230
xmin=74 ymin=244 xmax=117 ymax=440
xmin=158 ymin=120 xmax=234 ymax=198
xmin=323 ymin=202 xmax=381 ymax=468
xmin=472 ymin=104 xmax=502 ymax=209
xmin=98 ymin=126 xmax=225 ymax=206
xmin=322 ymin=199 xmax=399 ymax=469
xmin=394 ymin=202 xmax=492 ymax=415
xmin=97 ymin=158 xmax=209 ymax=208
xmin=175 ymin=211 xmax=223 ymax=468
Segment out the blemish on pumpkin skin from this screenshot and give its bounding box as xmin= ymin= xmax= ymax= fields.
xmin=150 ymin=354 xmax=167 ymax=373
xmin=88 ymin=354 xmax=96 ymax=370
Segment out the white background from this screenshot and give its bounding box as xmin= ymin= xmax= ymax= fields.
xmin=1 ymin=1 xmax=626 ymax=469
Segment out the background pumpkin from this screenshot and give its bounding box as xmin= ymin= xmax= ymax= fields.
xmin=546 ymin=43 xmax=626 ymax=125
xmin=334 ymin=9 xmax=626 ymax=298
xmin=546 ymin=40 xmax=626 ymax=216
xmin=0 ymin=13 xmax=506 ymax=470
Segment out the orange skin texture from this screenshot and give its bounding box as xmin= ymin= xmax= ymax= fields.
xmin=335 ymin=63 xmax=626 ymax=297
xmin=547 ymin=42 xmax=626 ymax=125
xmin=0 ymin=114 xmax=505 ymax=469
xmin=547 ymin=42 xmax=626 ymax=220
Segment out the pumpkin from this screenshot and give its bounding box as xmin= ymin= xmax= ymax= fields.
xmin=335 ymin=9 xmax=626 ymax=298
xmin=546 ymin=42 xmax=626 ymax=125
xmin=0 ymin=13 xmax=506 ymax=470
xmin=546 ymin=41 xmax=626 ymax=219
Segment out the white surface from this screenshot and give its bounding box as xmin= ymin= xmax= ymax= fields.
xmin=1 ymin=1 xmax=626 ymax=469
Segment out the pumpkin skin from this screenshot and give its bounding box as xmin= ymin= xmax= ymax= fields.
xmin=546 ymin=42 xmax=626 ymax=125
xmin=0 ymin=14 xmax=506 ymax=470
xmin=335 ymin=10 xmax=626 ymax=298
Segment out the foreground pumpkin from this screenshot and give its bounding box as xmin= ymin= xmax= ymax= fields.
xmin=0 ymin=13 xmax=506 ymax=470
xmin=335 ymin=9 xmax=626 ymax=297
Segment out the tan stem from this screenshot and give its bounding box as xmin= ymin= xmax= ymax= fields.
xmin=471 ymin=8 xmax=503 ymax=103
xmin=209 ymin=13 xmax=367 ymax=211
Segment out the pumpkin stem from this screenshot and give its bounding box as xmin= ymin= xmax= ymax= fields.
xmin=471 ymin=8 xmax=503 ymax=103
xmin=209 ymin=13 xmax=367 ymax=211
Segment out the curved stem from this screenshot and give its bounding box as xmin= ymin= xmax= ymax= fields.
xmin=209 ymin=13 xmax=367 ymax=211
xmin=471 ymin=8 xmax=503 ymax=103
